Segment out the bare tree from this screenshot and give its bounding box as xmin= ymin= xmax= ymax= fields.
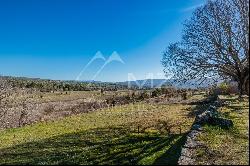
xmin=162 ymin=0 xmax=249 ymax=96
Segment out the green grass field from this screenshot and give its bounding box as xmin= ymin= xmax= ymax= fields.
xmin=0 ymin=101 xmax=196 ymax=165
xmin=0 ymin=94 xmax=248 ymax=165
xmin=195 ymin=95 xmax=249 ymax=165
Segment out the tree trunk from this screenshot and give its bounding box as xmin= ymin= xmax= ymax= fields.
xmin=238 ymin=79 xmax=244 ymax=98
xmin=243 ymin=75 xmax=249 ymax=96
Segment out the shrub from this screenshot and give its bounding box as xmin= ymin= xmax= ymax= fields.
xmin=139 ymin=91 xmax=150 ymax=100
xmin=151 ymin=88 xmax=161 ymax=98
xmin=212 ymin=82 xmax=238 ymax=95
xmin=181 ymin=91 xmax=188 ymax=100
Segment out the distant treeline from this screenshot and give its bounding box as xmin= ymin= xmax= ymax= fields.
xmin=1 ymin=76 xmax=210 ymax=93
xmin=1 ymin=76 xmax=130 ymax=92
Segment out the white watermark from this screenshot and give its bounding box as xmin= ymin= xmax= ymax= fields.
xmin=76 ymin=51 xmax=124 ymax=81
xmin=76 ymin=51 xmax=167 ymax=88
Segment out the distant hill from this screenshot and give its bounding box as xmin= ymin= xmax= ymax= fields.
xmin=117 ymin=79 xmax=171 ymax=88
xmin=116 ymin=78 xmax=218 ymax=89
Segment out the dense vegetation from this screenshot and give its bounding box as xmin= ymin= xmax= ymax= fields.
xmin=1 ymin=76 xmax=129 ymax=92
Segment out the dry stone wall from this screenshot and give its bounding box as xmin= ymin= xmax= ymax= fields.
xmin=178 ymin=97 xmax=233 ymax=165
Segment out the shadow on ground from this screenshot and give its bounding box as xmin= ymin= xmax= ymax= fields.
xmin=0 ymin=127 xmax=187 ymax=165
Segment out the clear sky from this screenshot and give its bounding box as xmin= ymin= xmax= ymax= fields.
xmin=0 ymin=0 xmax=205 ymax=82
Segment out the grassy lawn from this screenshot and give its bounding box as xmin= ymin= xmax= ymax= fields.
xmin=0 ymin=101 xmax=196 ymax=165
xmin=195 ymin=95 xmax=249 ymax=165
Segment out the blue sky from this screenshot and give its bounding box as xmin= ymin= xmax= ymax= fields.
xmin=0 ymin=0 xmax=205 ymax=82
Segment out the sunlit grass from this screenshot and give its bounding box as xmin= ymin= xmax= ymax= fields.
xmin=195 ymin=95 xmax=249 ymax=165
xmin=0 ymin=101 xmax=196 ymax=165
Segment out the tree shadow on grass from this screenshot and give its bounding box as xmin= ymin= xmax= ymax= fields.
xmin=0 ymin=127 xmax=187 ymax=165
xmin=153 ymin=133 xmax=188 ymax=165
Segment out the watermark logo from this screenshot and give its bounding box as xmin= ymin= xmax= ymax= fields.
xmin=76 ymin=51 xmax=125 ymax=81
xmin=75 ymin=51 xmax=167 ymax=89
xmin=127 ymin=73 xmax=168 ymax=89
